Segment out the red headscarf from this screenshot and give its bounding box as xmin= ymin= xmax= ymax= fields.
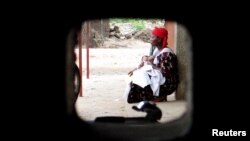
xmin=152 ymin=27 xmax=168 ymax=48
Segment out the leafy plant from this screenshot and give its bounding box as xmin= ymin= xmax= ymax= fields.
xmin=110 ymin=18 xmax=146 ymax=30
xmin=131 ymin=20 xmax=145 ymax=30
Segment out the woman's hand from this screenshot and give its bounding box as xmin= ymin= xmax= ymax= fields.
xmin=128 ymin=70 xmax=133 ymax=76
xmin=148 ymin=56 xmax=154 ymax=62
xmin=128 ymin=67 xmax=138 ymax=76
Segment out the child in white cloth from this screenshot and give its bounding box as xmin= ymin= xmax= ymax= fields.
xmin=123 ymin=55 xmax=165 ymax=100
xmin=128 ymin=55 xmax=154 ymax=75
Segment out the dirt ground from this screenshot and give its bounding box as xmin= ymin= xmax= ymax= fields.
xmin=74 ymin=39 xmax=187 ymax=123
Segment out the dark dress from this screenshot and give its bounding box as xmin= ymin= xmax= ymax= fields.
xmin=127 ymin=50 xmax=179 ymax=103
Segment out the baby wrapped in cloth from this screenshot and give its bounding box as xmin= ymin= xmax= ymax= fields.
xmin=123 ymin=58 xmax=165 ymax=99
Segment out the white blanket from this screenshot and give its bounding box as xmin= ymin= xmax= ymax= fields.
xmin=147 ymin=67 xmax=165 ymax=96
xmin=125 ymin=64 xmax=165 ymax=97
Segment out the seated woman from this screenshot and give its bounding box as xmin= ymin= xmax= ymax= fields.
xmin=123 ymin=55 xmax=165 ymax=100
xmin=127 ymin=27 xmax=179 ymax=103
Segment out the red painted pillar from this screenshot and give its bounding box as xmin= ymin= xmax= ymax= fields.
xmin=86 ymin=21 xmax=90 ymax=79
xmin=164 ymin=21 xmax=176 ymax=52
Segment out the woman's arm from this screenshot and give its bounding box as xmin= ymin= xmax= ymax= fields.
xmin=128 ymin=67 xmax=137 ymax=76
xmin=152 ymin=65 xmax=161 ymax=70
xmin=148 ymin=56 xmax=155 ymax=62
xmin=128 ymin=61 xmax=144 ymax=76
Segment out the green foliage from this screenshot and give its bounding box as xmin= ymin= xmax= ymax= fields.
xmin=110 ymin=18 xmax=128 ymax=23
xmin=132 ymin=20 xmax=145 ymax=30
xmin=110 ymin=18 xmax=145 ymax=30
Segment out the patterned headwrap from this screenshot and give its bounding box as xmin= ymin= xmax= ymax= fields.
xmin=152 ymin=27 xmax=168 ymax=48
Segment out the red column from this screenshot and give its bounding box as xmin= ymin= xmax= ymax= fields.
xmin=164 ymin=21 xmax=176 ymax=52
xmin=86 ymin=21 xmax=90 ymax=79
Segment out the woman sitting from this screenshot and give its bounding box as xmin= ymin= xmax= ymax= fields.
xmin=124 ymin=55 xmax=165 ymax=100
xmin=127 ymin=27 xmax=179 ymax=103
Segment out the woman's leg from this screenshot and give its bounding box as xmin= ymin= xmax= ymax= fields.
xmin=127 ymin=84 xmax=154 ymax=103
